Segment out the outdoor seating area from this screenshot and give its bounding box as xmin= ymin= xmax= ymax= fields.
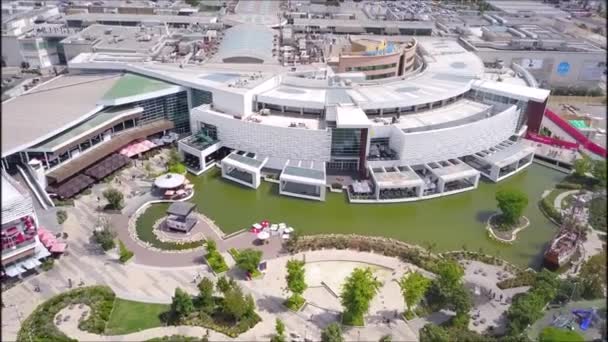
xmin=164 ymin=202 xmax=198 ymax=233
xmin=153 ymin=173 xmax=194 ymax=200
xmin=119 ymin=139 xmax=159 ymax=158
xmin=249 ymin=220 xmax=295 ymax=244
xmin=279 ymin=162 xmax=326 ymax=201
xmin=426 ymin=160 xmax=480 ymax=195
xmin=221 ymin=152 xmax=268 ymax=189
xmin=464 ymin=140 xmax=535 ymax=182
xmin=1 ymin=216 xmax=36 ymax=251
xmin=84 ymin=153 xmax=131 ymax=181
xmin=370 ymin=165 xmax=424 ymax=201
xmin=38 ymin=227 xmax=67 ymax=255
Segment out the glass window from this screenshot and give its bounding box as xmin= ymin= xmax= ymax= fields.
xmin=331 ymin=128 xmax=362 ymax=157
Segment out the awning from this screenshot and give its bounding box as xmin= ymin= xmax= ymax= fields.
xmin=20 ymin=259 xmax=40 ymax=270
xmin=119 ymin=139 xmax=158 ymax=158
xmin=47 ymin=119 xmax=174 ymax=183
xmin=47 ymin=174 xmax=95 ymax=199
xmin=4 ymin=264 xmax=25 ymax=277
xmin=50 ymin=242 xmax=67 ymax=253
xmin=84 ymin=153 xmax=131 ymax=180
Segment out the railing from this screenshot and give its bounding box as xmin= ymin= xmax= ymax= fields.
xmin=544 ymin=109 xmax=607 ymax=158
xmin=511 ymin=63 xmax=538 ymax=88
xmin=525 ymin=132 xmax=579 ymax=150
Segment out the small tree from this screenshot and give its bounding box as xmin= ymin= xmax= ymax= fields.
xmin=56 ymin=209 xmax=68 ymax=224
xmin=197 ymin=278 xmax=215 ymax=314
xmin=171 ymin=288 xmax=194 ymax=322
xmin=340 ymin=267 xmax=382 ymax=325
xmin=285 ymin=259 xmax=307 ymax=310
xmin=419 ymin=324 xmax=449 ymax=342
xmin=573 ymin=154 xmax=593 ymax=177
xmin=216 ymin=275 xmax=235 ymax=294
xmin=271 ymin=318 xmax=286 ymax=342
xmin=222 ymin=285 xmax=254 ymax=322
xmin=235 ymin=249 xmax=262 ymax=275
xmin=495 ymin=189 xmax=528 ymax=225
xmin=592 ymin=159 xmax=606 ymax=187
xmin=206 ymin=240 xmax=218 ymax=254
xmin=321 ymin=323 xmax=344 ymax=342
xmin=93 ymin=223 xmax=116 ymax=251
xmin=168 ymin=148 xmax=182 ymax=166
xmin=398 ymin=271 xmax=431 ymax=318
xmin=379 ymin=335 xmax=392 ymax=342
xmin=103 ymin=188 xmax=124 ymax=210
xmin=118 ymin=239 xmax=134 ymax=263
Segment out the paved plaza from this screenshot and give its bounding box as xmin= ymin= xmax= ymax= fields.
xmin=1 ymin=157 xmax=528 ymax=342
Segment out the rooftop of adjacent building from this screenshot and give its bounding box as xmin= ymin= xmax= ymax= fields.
xmin=61 ymin=24 xmax=167 ymax=53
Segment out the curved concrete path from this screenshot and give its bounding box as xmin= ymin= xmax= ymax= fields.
xmin=553 ymin=190 xmax=580 ymax=210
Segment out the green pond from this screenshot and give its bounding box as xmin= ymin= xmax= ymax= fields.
xmin=160 ymin=164 xmax=564 ymax=268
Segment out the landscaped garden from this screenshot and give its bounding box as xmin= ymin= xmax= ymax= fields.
xmin=18 ymin=280 xmax=262 ymax=341
xmin=152 ymin=164 xmax=566 ymax=269
xmin=135 ymin=203 xmax=206 ymax=250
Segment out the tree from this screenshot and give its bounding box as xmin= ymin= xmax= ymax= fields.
xmin=216 ymin=276 xmax=234 ymax=294
xmin=496 ymin=189 xmax=528 ymax=225
xmin=321 ymin=323 xmax=344 ymax=342
xmin=103 ymin=188 xmax=124 ymax=210
xmin=222 ymin=285 xmax=254 ymax=322
xmin=93 ymin=222 xmax=116 ymax=251
xmin=419 ymin=324 xmax=449 ymax=342
xmin=206 ymin=240 xmax=218 ymax=254
xmin=340 ymin=267 xmax=382 ymax=325
xmin=285 ymin=259 xmax=307 ymax=309
xmin=171 ymin=288 xmax=194 ymax=322
xmin=592 ymin=159 xmax=606 ymax=186
xmin=56 ymin=209 xmax=68 ymax=224
xmin=168 ymin=148 xmax=182 ymax=166
xmin=271 ymin=318 xmax=286 ymax=342
xmin=573 ymin=154 xmax=593 ymax=177
xmin=578 ymin=252 xmax=606 ymax=299
xmin=235 ymin=249 xmax=262 ymax=275
xmin=398 ymin=271 xmax=431 ymax=318
xmin=197 ymin=278 xmax=215 ymax=314
xmin=379 ymin=335 xmax=392 ymax=342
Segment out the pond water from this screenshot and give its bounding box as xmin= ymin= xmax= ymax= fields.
xmin=181 ymin=164 xmax=564 ymax=269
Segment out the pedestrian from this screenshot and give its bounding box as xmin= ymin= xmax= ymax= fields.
xmin=68 ymin=278 xmax=72 ymax=288
xmin=500 ymin=294 xmax=503 ymax=301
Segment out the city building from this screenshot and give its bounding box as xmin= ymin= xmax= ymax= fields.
xmin=0 ymin=34 xmax=546 ymax=204
xmin=1 ymin=171 xmax=50 ymax=279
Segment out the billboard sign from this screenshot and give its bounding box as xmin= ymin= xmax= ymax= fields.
xmin=556 ymin=62 xmax=571 ymax=76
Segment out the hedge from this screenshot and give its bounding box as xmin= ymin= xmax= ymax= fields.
xmin=497 ymin=270 xmax=536 ymax=289
xmin=17 ymin=286 xmax=115 ymax=342
xmin=118 ymin=240 xmax=134 ymax=263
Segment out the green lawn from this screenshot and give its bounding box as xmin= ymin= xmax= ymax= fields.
xmin=105 ymin=299 xmax=169 ymax=335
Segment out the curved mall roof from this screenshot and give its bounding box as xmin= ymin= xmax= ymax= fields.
xmin=216 ymin=24 xmax=275 ymax=64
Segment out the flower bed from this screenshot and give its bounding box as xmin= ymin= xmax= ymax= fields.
xmin=287 ymin=234 xmax=440 ymax=273
xmin=205 ymin=250 xmax=229 ymax=274
xmin=496 ymin=270 xmax=536 ymax=289
xmin=17 ymin=286 xmax=116 ymax=342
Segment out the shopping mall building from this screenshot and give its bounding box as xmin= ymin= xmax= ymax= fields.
xmin=1 ymin=34 xmax=549 ymax=203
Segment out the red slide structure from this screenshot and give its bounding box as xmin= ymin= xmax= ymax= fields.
xmin=541 ymin=109 xmax=607 ymax=158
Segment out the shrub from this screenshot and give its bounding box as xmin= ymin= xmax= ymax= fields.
xmin=93 ymin=224 xmax=116 ymax=251
xmin=17 ymin=286 xmax=115 ymax=342
xmin=53 ymin=198 xmax=75 ymax=207
xmin=589 ymin=196 xmax=607 ymax=232
xmin=103 ymin=188 xmax=124 ymax=210
xmin=56 ymin=209 xmax=68 ymax=224
xmin=497 ymin=270 xmax=536 ymax=289
xmin=205 ymin=241 xmax=228 ymax=274
xmin=540 ymin=197 xmax=562 ymax=224
xmin=555 ymin=182 xmax=583 ymax=190
xmin=331 ymin=182 xmax=342 ymax=189
xmin=118 ymin=240 xmax=134 ymax=263
xmin=168 ymin=162 xmax=187 ymax=175
xmin=40 ymin=258 xmax=54 ymax=271
xmin=234 ymin=249 xmax=262 ymax=275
